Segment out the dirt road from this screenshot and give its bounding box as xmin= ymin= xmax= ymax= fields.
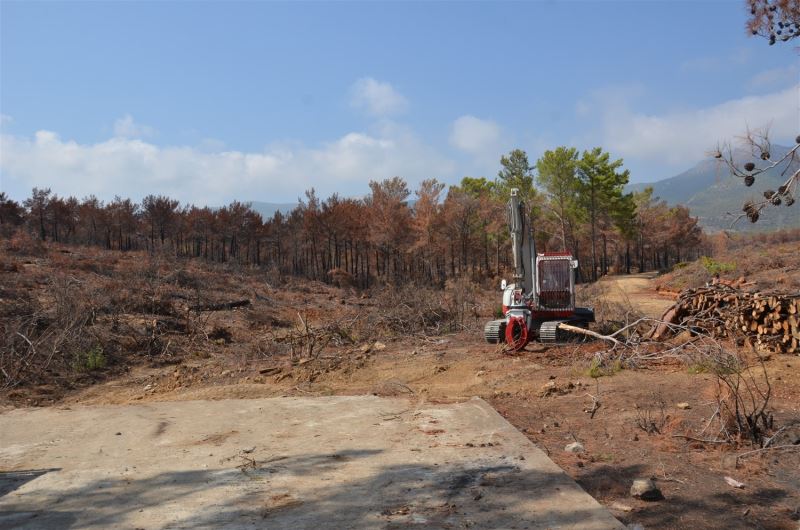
xmin=596 ymin=272 xmax=675 ymax=318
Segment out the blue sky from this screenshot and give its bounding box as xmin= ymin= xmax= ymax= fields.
xmin=1 ymin=1 xmax=798 ymax=205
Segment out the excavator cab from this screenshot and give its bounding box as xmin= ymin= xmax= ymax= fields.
xmin=536 ymin=254 xmax=575 ymax=310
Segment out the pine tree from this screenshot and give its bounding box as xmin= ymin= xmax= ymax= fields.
xmin=576 ymin=148 xmax=631 ymax=280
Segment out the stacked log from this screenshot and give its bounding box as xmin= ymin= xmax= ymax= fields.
xmin=652 ymin=284 xmax=800 ymax=354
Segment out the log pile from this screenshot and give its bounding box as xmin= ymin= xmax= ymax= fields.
xmin=652 ymin=284 xmax=800 ymax=354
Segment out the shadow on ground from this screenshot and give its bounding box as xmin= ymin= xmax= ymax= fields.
xmin=0 ymin=450 xmax=620 ymax=529
xmin=576 ymin=464 xmax=794 ymax=529
xmin=0 ymin=469 xmax=60 ymax=498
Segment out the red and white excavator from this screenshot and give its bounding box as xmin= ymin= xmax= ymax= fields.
xmin=484 ymin=188 xmax=594 ymax=351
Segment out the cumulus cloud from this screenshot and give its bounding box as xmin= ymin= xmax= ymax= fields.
xmin=449 ymin=115 xmax=502 ymax=155
xmin=350 ymin=77 xmax=409 ymax=116
xmin=113 ymin=114 xmax=156 ymax=138
xmin=0 ymin=125 xmax=456 ymax=205
xmin=446 ymin=115 xmax=509 ymax=179
xmin=582 ymin=84 xmax=799 ymax=169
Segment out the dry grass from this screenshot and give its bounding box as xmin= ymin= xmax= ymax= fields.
xmin=0 ymin=241 xmax=493 ymax=402
xmin=576 ymin=281 xmax=644 ymax=335
xmin=656 ymin=230 xmax=800 ymax=292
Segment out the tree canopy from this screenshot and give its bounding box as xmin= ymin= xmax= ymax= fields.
xmin=1 ymin=146 xmax=705 ymax=286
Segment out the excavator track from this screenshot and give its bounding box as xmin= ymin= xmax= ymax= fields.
xmin=539 ymin=320 xmax=590 ymax=343
xmin=538 ymin=320 xmax=564 ymax=343
xmin=484 ymin=320 xmax=506 ymax=344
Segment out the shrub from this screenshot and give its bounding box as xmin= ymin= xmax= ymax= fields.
xmin=5 ymin=229 xmax=46 ymax=256
xmin=587 ymin=356 xmax=623 ymax=378
xmin=700 ymin=256 xmax=736 ymax=276
xmin=73 ymin=345 xmax=106 ymax=372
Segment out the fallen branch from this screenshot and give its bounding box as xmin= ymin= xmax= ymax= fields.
xmin=557 ymin=323 xmax=621 ymax=347
xmin=190 ymin=299 xmax=251 ymax=312
xmin=735 ymin=444 xmax=800 ymax=464
xmin=671 ymin=434 xmax=729 ymax=444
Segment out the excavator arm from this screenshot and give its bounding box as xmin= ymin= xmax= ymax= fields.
xmin=507 ymin=189 xmax=536 ymax=303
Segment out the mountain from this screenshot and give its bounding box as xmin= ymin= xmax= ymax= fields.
xmin=628 ymin=145 xmax=799 ymax=231
xmin=248 ymin=201 xmax=298 ymax=219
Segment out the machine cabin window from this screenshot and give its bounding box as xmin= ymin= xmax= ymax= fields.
xmin=538 ymin=260 xmax=572 ymax=309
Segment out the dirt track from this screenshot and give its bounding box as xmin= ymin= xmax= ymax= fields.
xmin=596 ymin=272 xmax=675 ymax=318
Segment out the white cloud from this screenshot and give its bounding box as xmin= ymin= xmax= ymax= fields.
xmin=449 ymin=115 xmax=502 ymax=155
xmin=113 ymin=114 xmax=156 ymax=138
xmin=0 ymin=125 xmax=456 ymax=205
xmin=350 ymin=77 xmax=409 ymax=116
xmin=748 ymin=65 xmax=800 ymax=90
xmin=582 ymin=84 xmax=799 ymax=168
xmin=196 ymin=138 xmax=227 ymax=152
xmin=574 ymin=83 xmax=645 ymax=118
xmin=680 ymin=48 xmax=752 ymax=73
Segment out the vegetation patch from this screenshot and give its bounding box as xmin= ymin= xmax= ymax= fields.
xmin=72 ymin=345 xmax=106 ymax=372
xmin=700 ymin=256 xmax=736 ymax=276
xmin=586 ymin=357 xmax=623 ymax=378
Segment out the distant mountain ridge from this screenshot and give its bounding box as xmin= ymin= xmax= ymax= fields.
xmin=246 ymin=201 xmax=297 ymax=219
xmin=628 ymin=145 xmax=799 ymax=231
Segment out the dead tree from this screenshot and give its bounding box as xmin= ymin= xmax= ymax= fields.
xmin=712 ymin=128 xmax=799 ymax=225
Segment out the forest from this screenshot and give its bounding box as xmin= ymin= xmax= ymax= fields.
xmin=0 ymin=147 xmax=704 ymax=286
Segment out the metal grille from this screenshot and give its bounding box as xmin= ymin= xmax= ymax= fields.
xmin=537 ymin=259 xmax=572 ymax=309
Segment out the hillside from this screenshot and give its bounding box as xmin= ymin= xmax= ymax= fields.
xmin=630 ymin=145 xmax=799 ymax=231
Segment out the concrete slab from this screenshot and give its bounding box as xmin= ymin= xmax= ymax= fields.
xmin=0 ymin=396 xmax=622 ymax=529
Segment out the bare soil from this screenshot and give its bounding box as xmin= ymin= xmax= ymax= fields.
xmin=2 ymin=247 xmax=799 ymax=529
xmin=596 ymin=272 xmax=676 ymax=318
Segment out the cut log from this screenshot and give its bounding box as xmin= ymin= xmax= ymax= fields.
xmin=651 ymin=307 xmax=678 ymax=341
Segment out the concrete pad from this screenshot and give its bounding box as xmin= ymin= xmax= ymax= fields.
xmin=0 ymin=396 xmax=622 ymax=529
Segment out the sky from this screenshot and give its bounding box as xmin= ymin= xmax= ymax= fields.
xmin=1 ymin=0 xmax=798 ymax=206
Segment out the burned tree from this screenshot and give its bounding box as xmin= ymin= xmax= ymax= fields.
xmin=705 ymin=2 xmax=800 ymax=224
xmin=713 ymin=129 xmax=800 ymax=224
xmin=746 ymin=0 xmax=800 ymax=45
